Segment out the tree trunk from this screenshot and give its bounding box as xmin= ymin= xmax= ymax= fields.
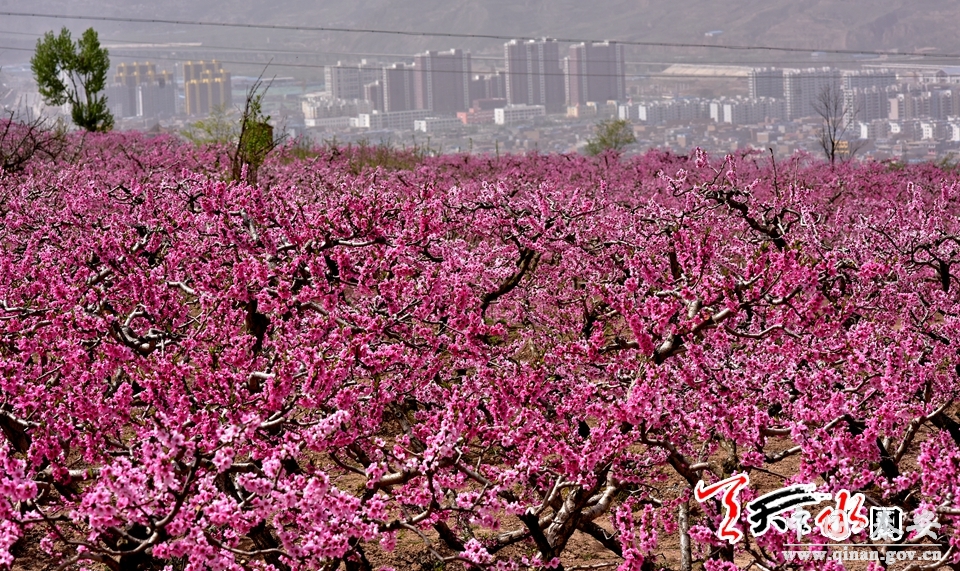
xmin=679 ymin=501 xmax=692 ymax=571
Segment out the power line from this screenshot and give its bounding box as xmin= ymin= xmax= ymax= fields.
xmin=5 ymin=44 xmax=959 ymax=83
xmin=1 ymin=44 xmax=728 ymax=79
xmin=0 ymin=29 xmax=499 ymax=60
xmin=2 ymin=10 xmax=960 ymax=60
xmin=0 ymin=36 xmax=915 ymax=67
xmin=2 ymin=29 xmax=955 ymax=69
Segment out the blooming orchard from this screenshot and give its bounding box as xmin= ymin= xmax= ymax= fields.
xmin=1 ymin=130 xmax=959 ymax=570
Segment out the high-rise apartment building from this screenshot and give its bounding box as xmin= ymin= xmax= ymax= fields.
xmin=782 ymin=67 xmax=841 ymax=119
xmin=106 ymin=62 xmax=176 ymax=119
xmin=469 ymin=72 xmax=507 ymax=102
xmin=564 ymin=41 xmax=626 ymax=107
xmin=364 ymin=81 xmax=384 ymax=112
xmin=842 ymin=69 xmax=898 ymax=91
xmin=748 ymin=68 xmax=784 ymax=99
xmin=325 ymin=60 xmax=382 ymax=101
xmin=413 ymin=49 xmax=472 ymax=113
xmin=930 ymin=88 xmax=954 ymax=120
xmin=504 ymin=39 xmax=565 ymax=113
xmin=382 ymin=63 xmax=417 ymax=112
xmin=845 ymin=86 xmax=897 ymax=122
xmin=182 ymin=60 xmax=232 ymax=116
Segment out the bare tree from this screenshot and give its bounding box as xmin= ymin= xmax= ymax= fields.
xmin=1 ymin=108 xmax=68 ymax=173
xmin=231 ymin=69 xmax=284 ymax=186
xmin=812 ymin=82 xmax=864 ymax=165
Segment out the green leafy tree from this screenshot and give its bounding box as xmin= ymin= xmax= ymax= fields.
xmin=180 ymin=104 xmax=239 ymax=146
xmin=31 ymin=27 xmax=113 ymax=132
xmin=584 ymin=118 xmax=637 ymax=156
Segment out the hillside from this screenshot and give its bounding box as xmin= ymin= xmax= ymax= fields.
xmin=2 ymin=0 xmax=960 ymax=64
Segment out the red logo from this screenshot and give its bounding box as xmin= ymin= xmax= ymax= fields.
xmin=695 ymin=473 xmax=750 ymax=544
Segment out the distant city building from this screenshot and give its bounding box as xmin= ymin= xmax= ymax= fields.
xmin=414 ymin=116 xmax=463 ymax=132
xmin=842 ymin=69 xmax=898 ymax=91
xmin=567 ymin=102 xmax=598 ymax=118
xmin=887 ymin=86 xmax=952 ymax=122
xmin=845 ymin=85 xmax=899 ymax=122
xmin=357 ymin=109 xmax=434 ymax=130
xmin=504 ymin=39 xmax=565 ymax=113
xmin=597 ymin=100 xmax=619 ymax=118
xmin=619 ymin=103 xmax=640 ymax=121
xmin=106 ymin=62 xmax=175 ymax=119
xmin=929 ymin=88 xmax=955 ymax=119
xmin=748 ymin=68 xmax=784 ymax=99
xmin=305 ymin=116 xmax=352 ymax=130
xmin=473 ymin=98 xmax=507 ymax=110
xmin=889 ymin=91 xmax=912 ymax=122
xmin=364 ymin=81 xmax=384 ymax=112
xmin=859 ymin=120 xmax=881 ymax=140
xmin=564 ymin=42 xmax=626 ymax=107
xmin=182 ymin=60 xmax=232 ymax=116
xmin=413 ymin=49 xmax=472 ymax=113
xmin=948 ymin=121 xmax=960 ymax=142
xmin=495 ymin=104 xmax=545 ymax=125
xmin=710 ymin=97 xmax=785 ymax=125
xmin=783 ymin=67 xmax=841 ymax=120
xmin=297 ymin=60 xmax=960 ymax=158
xmin=301 ymin=93 xmax=373 ymax=125
xmin=325 ymin=60 xmax=381 ymax=101
xmin=382 ymin=63 xmax=417 ymax=112
xmin=626 ymin=99 xmax=710 ymax=125
xmin=458 ymin=109 xmax=496 ymax=125
xmin=457 ymin=99 xmax=506 ymax=125
xmin=470 ymin=71 xmax=507 ymax=101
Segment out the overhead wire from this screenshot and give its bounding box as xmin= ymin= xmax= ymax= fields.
xmin=2 ymin=16 xmax=959 ymax=87
xmin=6 ymin=43 xmax=956 ymax=82
xmin=0 ymin=28 xmax=505 ymax=61
xmin=5 ymin=47 xmax=960 ymax=84
xmin=2 ymin=10 xmax=960 ymax=60
xmin=2 ymin=24 xmax=957 ymax=73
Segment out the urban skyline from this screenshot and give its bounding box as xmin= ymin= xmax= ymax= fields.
xmin=7 ymin=32 xmax=960 ymax=163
